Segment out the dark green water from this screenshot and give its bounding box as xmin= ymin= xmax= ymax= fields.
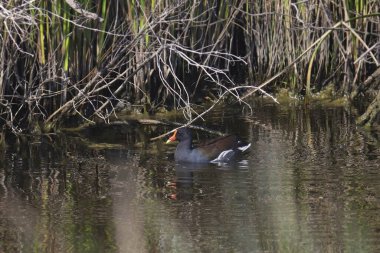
xmin=0 ymin=101 xmax=379 ymax=253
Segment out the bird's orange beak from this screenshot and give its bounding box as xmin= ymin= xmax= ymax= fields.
xmin=165 ymin=130 xmax=177 ymax=144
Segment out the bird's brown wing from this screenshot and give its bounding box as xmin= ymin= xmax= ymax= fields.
xmin=196 ymin=135 xmax=238 ymax=160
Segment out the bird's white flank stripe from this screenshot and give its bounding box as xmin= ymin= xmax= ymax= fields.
xmin=238 ymin=143 xmax=251 ymax=152
xmin=210 ymin=149 xmax=234 ymax=163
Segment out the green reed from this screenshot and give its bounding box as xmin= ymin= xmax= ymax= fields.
xmin=0 ymin=0 xmax=379 ymax=132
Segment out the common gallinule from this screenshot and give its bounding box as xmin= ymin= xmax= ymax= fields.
xmin=166 ymin=127 xmax=251 ymax=163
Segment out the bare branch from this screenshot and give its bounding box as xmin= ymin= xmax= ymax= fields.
xmin=64 ymin=0 xmax=103 ymax=21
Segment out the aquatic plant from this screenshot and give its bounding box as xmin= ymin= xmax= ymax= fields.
xmin=0 ymin=0 xmax=379 ymax=133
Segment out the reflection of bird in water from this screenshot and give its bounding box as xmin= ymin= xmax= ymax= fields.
xmin=166 ymin=164 xmax=209 ymax=201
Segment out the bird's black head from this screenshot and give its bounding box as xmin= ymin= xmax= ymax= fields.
xmin=166 ymin=127 xmax=192 ymax=143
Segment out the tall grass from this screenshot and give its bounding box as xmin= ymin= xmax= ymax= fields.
xmin=0 ymin=0 xmax=379 ymax=133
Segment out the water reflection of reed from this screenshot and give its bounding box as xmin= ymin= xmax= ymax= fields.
xmin=243 ymin=104 xmax=380 ymax=252
xmin=0 ymin=136 xmax=117 ymax=252
xmin=0 ymin=105 xmax=379 ymax=252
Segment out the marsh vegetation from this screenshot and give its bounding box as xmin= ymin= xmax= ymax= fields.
xmin=0 ymin=0 xmax=379 ymax=134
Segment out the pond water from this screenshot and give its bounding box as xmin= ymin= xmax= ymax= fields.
xmin=0 ymin=100 xmax=379 ymax=253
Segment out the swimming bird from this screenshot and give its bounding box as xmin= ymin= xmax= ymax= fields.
xmin=166 ymin=127 xmax=251 ymax=163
